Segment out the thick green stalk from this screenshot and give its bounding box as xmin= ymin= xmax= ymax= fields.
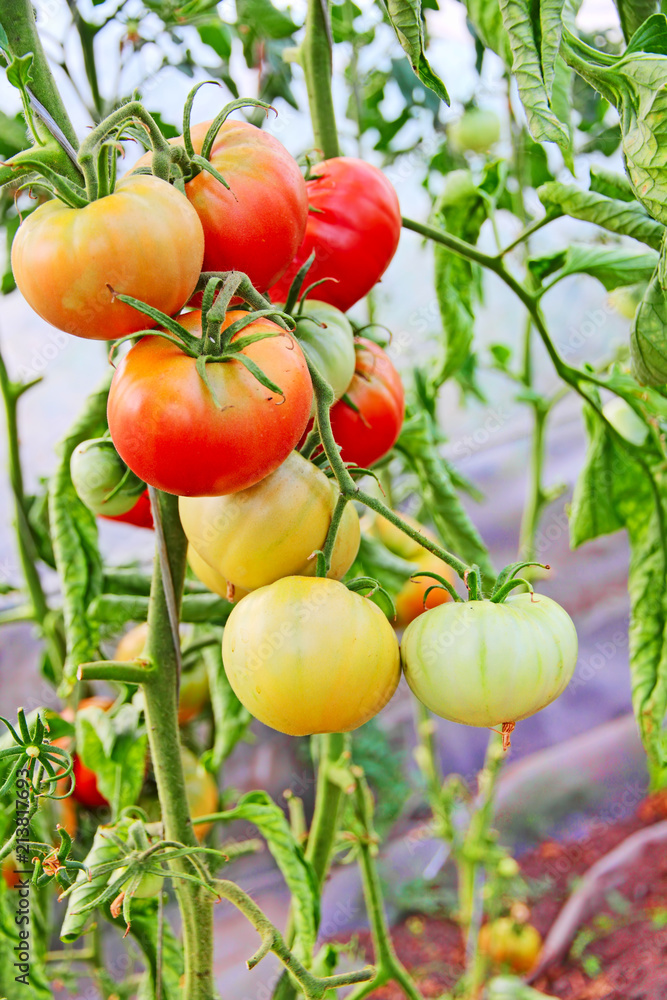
xmin=347 ymin=778 xmax=424 ymax=1000
xmin=141 ymin=492 xmax=216 ymax=1000
xmin=301 ymin=0 xmax=340 ymax=158
xmin=0 ymin=0 xmax=79 ymax=151
xmin=306 ymin=732 xmax=347 ymax=883
xmin=0 ymin=348 xmax=65 ymax=674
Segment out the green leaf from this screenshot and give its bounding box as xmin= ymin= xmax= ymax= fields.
xmin=430 ymin=170 xmax=487 ymax=386
xmin=201 ymin=643 xmax=251 ymax=772
xmin=349 ymin=533 xmax=420 ymax=596
xmin=463 ymin=0 xmax=512 ymax=63
xmin=383 ymin=0 xmax=450 ymax=103
xmin=532 ymin=243 xmax=659 ymax=290
xmin=487 ymin=975 xmax=559 ymax=999
xmin=538 ymin=181 xmax=665 ymax=249
xmin=570 ymin=388 xmax=667 ymax=784
xmin=236 ymin=0 xmax=298 ymax=41
xmin=396 ymin=412 xmax=494 ymax=582
xmin=75 ymin=704 xmax=148 ymax=817
xmin=589 ymin=164 xmax=636 ymax=201
xmin=631 ymin=267 xmax=667 ymax=384
xmin=125 ymin=900 xmax=184 ymax=1000
xmin=499 ymin=0 xmax=570 ymax=146
xmin=623 ymin=7 xmax=664 ymax=51
xmin=197 ymin=18 xmax=233 ymax=59
xmin=61 ymin=818 xmax=131 ymax=942
xmin=49 ymin=376 xmax=110 ymax=695
xmin=0 ymin=874 xmax=52 ymax=998
xmin=6 ymin=52 xmax=33 ymax=93
xmin=219 ymin=791 xmax=319 ymax=963
xmin=0 ymin=110 xmax=29 ymax=158
xmin=541 ymin=0 xmax=566 ymax=99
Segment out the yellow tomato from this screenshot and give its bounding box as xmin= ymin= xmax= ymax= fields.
xmin=371 ymin=511 xmax=426 ymax=560
xmin=179 ymin=451 xmax=360 ymax=591
xmin=478 ymin=917 xmax=542 ymax=973
xmin=222 ymin=576 xmax=401 ymax=736
xmin=115 ymin=623 xmax=210 ymax=724
xmin=187 ymin=546 xmax=248 ymax=603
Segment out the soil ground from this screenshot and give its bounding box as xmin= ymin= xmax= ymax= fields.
xmin=337 ymin=792 xmax=667 ymax=1000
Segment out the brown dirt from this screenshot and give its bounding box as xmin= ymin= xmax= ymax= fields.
xmin=336 ymin=791 xmax=667 ymax=999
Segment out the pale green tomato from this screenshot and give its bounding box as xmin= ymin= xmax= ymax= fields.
xmin=602 ymin=396 xmax=648 ymax=446
xmin=222 ymin=576 xmax=401 ymax=736
xmin=110 ymin=866 xmax=164 ymax=899
xmin=449 ymin=109 xmax=500 ymax=153
xmin=609 ymin=283 xmax=645 ymax=320
xmin=71 ymin=438 xmax=144 ymax=516
xmin=290 ymin=301 xmax=356 ymax=415
xmin=401 ymin=593 xmax=577 ymax=727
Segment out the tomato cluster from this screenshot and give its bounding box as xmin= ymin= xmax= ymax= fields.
xmin=15 ymin=106 xmax=578 ymax=746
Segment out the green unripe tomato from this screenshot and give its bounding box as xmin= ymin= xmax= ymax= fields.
xmin=602 ymin=396 xmax=649 ymax=446
xmin=496 ymin=856 xmax=520 ymax=879
xmin=449 ymin=109 xmax=500 ymax=154
xmin=439 ymin=169 xmax=479 ymax=207
xmin=71 ymin=438 xmax=145 ymax=517
xmin=110 ymin=865 xmax=164 ymax=899
xmin=401 ymin=593 xmax=577 ymax=728
xmin=289 ymin=301 xmax=356 ymax=415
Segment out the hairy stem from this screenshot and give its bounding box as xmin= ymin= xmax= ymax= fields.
xmin=0 ymin=347 xmax=65 ymax=675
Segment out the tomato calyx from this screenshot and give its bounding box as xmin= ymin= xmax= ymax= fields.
xmin=411 ymin=570 xmax=462 ymax=606
xmin=346 ymin=575 xmax=396 ymax=621
xmin=109 ymin=274 xmax=298 ymax=407
xmin=181 ymin=91 xmax=276 ymax=186
xmin=282 ymin=250 xmax=339 ymax=316
xmin=488 ymin=560 xmax=551 ymax=604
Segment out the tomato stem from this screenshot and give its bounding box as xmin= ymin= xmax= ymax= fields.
xmin=301 ymin=0 xmax=340 ymax=159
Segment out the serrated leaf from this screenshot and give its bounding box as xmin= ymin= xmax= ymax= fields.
xmin=6 ymin=52 xmax=33 ymax=93
xmin=541 ymin=0 xmax=566 ymax=99
xmin=499 ymin=0 xmax=570 ymax=146
xmin=383 ymin=0 xmax=450 ymax=102
xmin=76 ymin=705 xmax=148 ymax=817
xmin=463 ymin=0 xmax=512 ymax=63
xmin=589 ymin=164 xmax=636 ymax=201
xmin=569 ymin=393 xmax=667 ymax=784
xmin=532 ymin=243 xmax=659 ymax=290
xmin=396 ymin=412 xmax=494 ymax=582
xmin=631 ymin=267 xmax=667 ymax=384
xmin=49 ymin=377 xmax=110 ymax=694
xmin=218 ymin=791 xmax=319 ymax=963
xmin=430 ymin=170 xmax=487 ymax=386
xmin=538 ymin=181 xmax=665 ymax=249
xmin=621 ymin=5 xmax=662 ymax=49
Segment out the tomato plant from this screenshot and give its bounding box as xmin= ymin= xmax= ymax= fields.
xmin=222 ymin=577 xmax=401 ymax=735
xmin=269 ymin=158 xmax=401 ymax=312
xmin=179 ymin=450 xmax=360 ymax=591
xmin=107 ymin=309 xmax=313 ymax=496
xmin=135 ymin=120 xmax=308 ymax=291
xmin=11 ymin=175 xmax=204 ymax=340
xmin=329 ymin=338 xmax=405 ymax=468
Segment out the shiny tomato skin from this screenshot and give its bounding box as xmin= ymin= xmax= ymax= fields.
xmin=72 ymin=754 xmax=109 ymax=810
xmin=11 ymin=175 xmax=204 ymax=340
xmin=107 ymin=310 xmax=313 ymax=497
xmin=179 ymin=450 xmax=360 ymax=591
xmin=222 ymin=576 xmax=401 ymax=736
xmin=395 ymin=550 xmax=456 ymax=627
xmin=135 ymin=120 xmax=308 ymax=291
xmin=99 ymin=489 xmax=154 ymax=529
xmin=188 ymin=546 xmax=249 ymax=604
xmin=329 ymin=339 xmax=405 ymax=468
xmin=269 ymin=158 xmax=401 ymax=312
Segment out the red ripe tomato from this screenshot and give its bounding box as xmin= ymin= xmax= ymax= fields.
xmin=11 ymin=175 xmax=204 ymax=340
xmin=329 ymin=339 xmax=404 ymax=467
xmin=269 ymin=158 xmax=401 ymax=313
xmin=99 ymin=489 xmax=154 ymax=529
xmin=107 ymin=310 xmax=313 ymax=497
xmin=135 ymin=120 xmax=308 ymax=291
xmin=72 ymin=754 xmax=109 ymax=810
